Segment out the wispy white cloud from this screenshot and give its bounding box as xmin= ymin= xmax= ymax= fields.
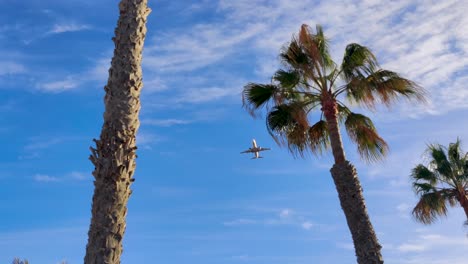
xmin=47 ymin=23 xmax=91 ymax=35
xmin=398 ymin=243 xmax=426 ymax=253
xmin=137 ymin=132 xmax=165 ymax=146
xmin=141 ymin=118 xmax=192 ymax=127
xmin=175 ymin=87 xmax=239 ymax=104
xmin=37 ymin=77 xmax=79 ymax=93
xmin=145 ymin=0 xmax=468 ymax=118
xmin=231 ymin=255 xmax=250 ymax=261
xmin=23 ymin=136 xmax=76 ymax=151
xmin=143 ymin=77 xmax=168 ymax=94
xmin=0 ymin=62 xmax=26 ymax=75
xmin=68 ymin=171 xmax=88 ymax=181
xmin=397 ymin=233 xmax=468 ymax=253
xmin=279 ymin=209 xmax=292 ymax=218
xmin=223 ymin=208 xmax=319 ymax=231
xmin=336 ymin=242 xmax=354 ymax=250
xmin=301 ymin=221 xmax=314 ymax=230
xmin=34 ymin=174 xmax=60 ymax=183
xmin=223 ymin=218 xmax=257 ymax=226
xmin=144 ymin=23 xmax=265 ymax=72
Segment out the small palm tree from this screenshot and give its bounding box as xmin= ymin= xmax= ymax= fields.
xmin=12 ymin=258 xmax=29 ymax=264
xmin=410 ymin=139 xmax=468 ymax=224
xmin=243 ymin=24 xmax=425 ymax=264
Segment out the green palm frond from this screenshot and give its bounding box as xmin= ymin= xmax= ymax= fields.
xmin=412 ymin=182 xmax=436 ymax=195
xmin=427 ymin=144 xmax=454 ymax=182
xmin=242 ymin=83 xmax=279 ymax=116
xmin=312 ymin=24 xmax=334 ymax=69
xmin=341 ymin=43 xmax=378 ymax=81
xmin=286 ymin=123 xmax=310 ymax=158
xmin=411 ymin=164 xmax=437 ymax=185
xmin=448 ymin=138 xmax=462 ymax=172
xmin=279 ymin=38 xmax=310 ymax=72
xmin=308 ymin=120 xmax=330 ymax=154
xmin=412 ymin=191 xmax=449 ymax=224
xmin=273 ymin=69 xmax=301 ymax=90
xmin=266 ymin=104 xmax=296 ymax=136
xmin=344 ymin=112 xmax=388 ymax=162
xmin=335 ymin=102 xmax=351 ymax=123
xmin=266 ymin=102 xmax=316 ymax=158
xmin=266 ymin=102 xmax=307 ymax=138
xmin=344 ymin=70 xmax=426 ymax=108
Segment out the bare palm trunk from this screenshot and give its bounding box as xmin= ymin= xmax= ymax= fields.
xmin=84 ymin=1 xmax=150 ymax=263
xmin=323 ymin=96 xmax=384 ymax=264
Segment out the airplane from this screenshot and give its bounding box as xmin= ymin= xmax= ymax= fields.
xmin=240 ymin=139 xmax=271 ymax=159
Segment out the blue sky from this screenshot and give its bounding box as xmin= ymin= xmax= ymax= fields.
xmin=1 ymin=0 xmax=468 ymax=263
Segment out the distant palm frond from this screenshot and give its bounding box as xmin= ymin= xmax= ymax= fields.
xmin=410 ymin=139 xmax=468 ymax=225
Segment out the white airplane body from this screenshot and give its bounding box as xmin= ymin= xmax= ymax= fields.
xmin=240 ymin=139 xmax=270 ymax=159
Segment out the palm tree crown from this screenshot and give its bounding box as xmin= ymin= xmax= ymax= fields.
xmin=411 ymin=139 xmax=468 ymax=224
xmin=243 ymin=24 xmax=425 ymax=162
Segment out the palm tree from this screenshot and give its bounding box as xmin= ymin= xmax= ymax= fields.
xmin=410 ymin=139 xmax=468 ymax=224
xmin=84 ymin=1 xmax=151 ymax=263
xmin=242 ymin=24 xmax=425 ymax=264
xmin=12 ymin=258 xmax=29 ymax=264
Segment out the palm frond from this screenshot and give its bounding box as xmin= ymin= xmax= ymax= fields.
xmin=273 ymin=69 xmax=301 ymax=90
xmin=298 ymin=24 xmax=322 ymax=69
xmin=242 ymin=83 xmax=279 ymax=116
xmin=336 ymin=102 xmax=352 ymax=123
xmin=308 ymin=120 xmax=330 ymax=154
xmin=266 ymin=102 xmax=308 ymax=144
xmin=412 ymin=182 xmax=436 ymax=195
xmin=341 ymin=43 xmax=378 ymax=81
xmin=411 ymin=164 xmax=437 ymax=185
xmin=266 ymin=104 xmax=295 ymax=139
xmin=345 ymin=70 xmax=426 ymax=108
xmin=444 ymin=189 xmax=459 ymax=207
xmin=286 ymin=123 xmax=310 ymax=158
xmin=313 ymin=24 xmax=334 ymax=69
xmin=412 ymin=191 xmax=448 ymax=224
xmin=344 ymin=112 xmax=388 ymax=162
xmin=448 ymin=138 xmax=463 ymax=172
xmin=279 ymin=38 xmax=310 ymax=72
xmin=427 ymin=143 xmax=453 ymax=182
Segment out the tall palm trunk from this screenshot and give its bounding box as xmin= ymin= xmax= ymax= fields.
xmin=322 ymin=95 xmax=384 ymax=264
xmin=84 ymin=1 xmax=150 ymax=263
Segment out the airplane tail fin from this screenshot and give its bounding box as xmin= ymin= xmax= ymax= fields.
xmin=251 ymin=156 xmax=263 ymax=159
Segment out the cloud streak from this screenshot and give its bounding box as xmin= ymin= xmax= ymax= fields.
xmin=47 ymin=23 xmax=91 ymax=35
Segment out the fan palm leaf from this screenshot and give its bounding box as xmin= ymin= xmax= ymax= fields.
xmin=344 ymin=112 xmax=388 ymax=162
xmin=410 ymin=140 xmax=468 ymax=225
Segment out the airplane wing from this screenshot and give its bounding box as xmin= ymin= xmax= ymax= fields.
xmin=241 ymin=149 xmax=254 ymax=154
xmin=252 ymin=139 xmax=258 ymax=148
xmin=259 ymin=147 xmax=271 ymax=151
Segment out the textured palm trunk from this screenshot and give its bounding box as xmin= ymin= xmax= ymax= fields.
xmin=322 ymin=95 xmax=384 ymax=264
xmin=457 ymin=188 xmax=468 ymax=221
xmin=84 ymin=1 xmax=150 ymax=263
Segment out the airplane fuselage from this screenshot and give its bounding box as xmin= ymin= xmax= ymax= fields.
xmin=241 ymin=139 xmax=270 ymax=159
